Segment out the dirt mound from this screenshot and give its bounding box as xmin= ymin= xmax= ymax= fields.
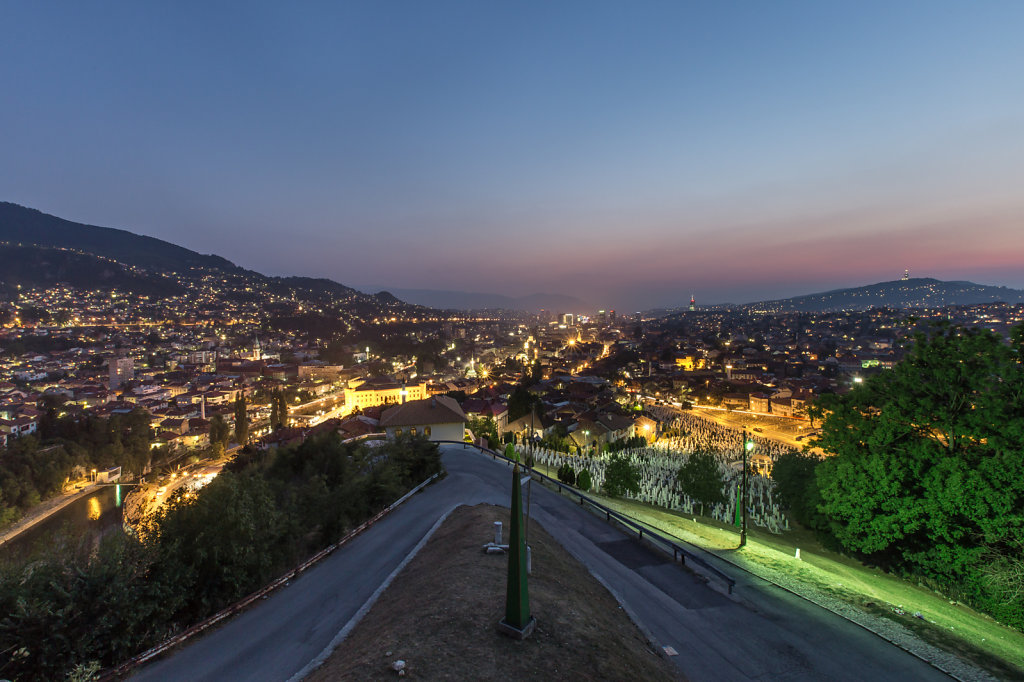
xmin=308 ymin=503 xmax=682 ymax=680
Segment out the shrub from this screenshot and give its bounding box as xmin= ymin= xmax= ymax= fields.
xmin=577 ymin=469 xmax=592 ymax=492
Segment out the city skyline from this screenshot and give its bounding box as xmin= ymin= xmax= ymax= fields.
xmin=4 ymin=2 xmax=1024 ymax=308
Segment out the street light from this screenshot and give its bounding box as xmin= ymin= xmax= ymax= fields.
xmin=739 ymin=429 xmax=754 ymax=548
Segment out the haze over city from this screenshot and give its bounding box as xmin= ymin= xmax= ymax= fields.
xmin=4 ymin=2 xmax=1024 ymax=309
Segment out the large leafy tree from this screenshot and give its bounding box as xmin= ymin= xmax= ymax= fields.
xmin=676 ymin=451 xmax=725 ymax=516
xmin=813 ymin=323 xmax=1024 ymax=625
xmin=603 ymin=454 xmax=640 ymax=498
xmin=770 ymin=451 xmax=827 ymax=532
xmin=507 ymin=386 xmax=542 ymax=422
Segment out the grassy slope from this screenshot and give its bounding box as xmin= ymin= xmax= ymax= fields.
xmin=534 ymin=462 xmax=1024 ymax=679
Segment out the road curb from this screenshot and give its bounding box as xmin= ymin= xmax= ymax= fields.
xmin=578 ymin=499 xmax=980 ymax=682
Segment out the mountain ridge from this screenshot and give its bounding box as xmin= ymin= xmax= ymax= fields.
xmin=743 ymin=277 xmax=1024 ymax=312
xmin=0 ymin=202 xmax=238 ymax=273
xmin=0 ymin=202 xmax=394 ymax=306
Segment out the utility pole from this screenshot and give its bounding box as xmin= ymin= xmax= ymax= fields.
xmin=739 ymin=428 xmax=750 ymax=548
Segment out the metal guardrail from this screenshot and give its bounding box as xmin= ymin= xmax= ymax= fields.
xmin=436 ymin=440 xmax=736 ymax=594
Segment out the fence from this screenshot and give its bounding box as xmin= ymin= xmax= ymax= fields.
xmin=435 ymin=440 xmax=736 ymax=594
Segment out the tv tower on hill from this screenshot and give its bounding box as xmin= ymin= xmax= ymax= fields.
xmin=901 ymin=269 xmax=910 ymax=281
xmin=689 ymin=294 xmax=696 ymax=311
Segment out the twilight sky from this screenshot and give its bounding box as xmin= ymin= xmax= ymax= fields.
xmin=3 ymin=2 xmax=1024 ymax=310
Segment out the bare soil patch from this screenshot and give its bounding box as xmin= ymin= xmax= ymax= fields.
xmin=308 ymin=504 xmax=682 ymax=681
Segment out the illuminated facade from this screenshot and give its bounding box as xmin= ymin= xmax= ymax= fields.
xmin=345 ymin=377 xmax=427 ymax=412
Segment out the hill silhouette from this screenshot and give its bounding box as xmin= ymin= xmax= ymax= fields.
xmin=745 ymin=278 xmax=1024 ymax=312
xmin=0 ymin=202 xmax=403 ymax=308
xmin=0 ymin=245 xmax=183 ymax=299
xmin=0 ymin=202 xmax=237 ymax=273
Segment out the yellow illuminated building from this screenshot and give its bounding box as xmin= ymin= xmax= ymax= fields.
xmin=345 ymin=377 xmax=428 ymax=412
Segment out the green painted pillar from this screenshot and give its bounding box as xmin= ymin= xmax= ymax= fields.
xmin=734 ymin=480 xmax=742 ymax=527
xmin=500 ymin=463 xmax=535 ymax=638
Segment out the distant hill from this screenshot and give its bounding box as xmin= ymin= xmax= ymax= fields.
xmin=386 ymin=288 xmax=590 ymax=312
xmin=0 ymin=245 xmax=183 ymax=299
xmin=746 ymin=278 xmax=1024 ymax=312
xmin=0 ymin=202 xmax=237 ymax=273
xmin=0 ymin=202 xmax=398 ymax=307
xmin=264 ymin=276 xmax=363 ymax=301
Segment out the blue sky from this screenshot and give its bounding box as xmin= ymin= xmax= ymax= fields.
xmin=3 ymin=2 xmax=1024 ymax=309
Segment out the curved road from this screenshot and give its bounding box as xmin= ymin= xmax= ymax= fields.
xmin=132 ymin=444 xmax=948 ymax=681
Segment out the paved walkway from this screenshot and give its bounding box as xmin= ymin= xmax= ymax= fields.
xmin=132 ymin=445 xmax=949 ymax=681
xmin=0 ymin=481 xmax=98 ymax=547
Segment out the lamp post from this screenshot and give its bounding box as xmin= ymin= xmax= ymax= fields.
xmin=739 ymin=429 xmax=753 ymax=548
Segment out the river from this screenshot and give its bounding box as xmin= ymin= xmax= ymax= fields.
xmin=0 ymin=485 xmax=127 ymax=563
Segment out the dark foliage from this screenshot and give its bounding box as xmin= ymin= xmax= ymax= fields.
xmin=0 ymin=245 xmax=183 ymax=298
xmin=676 ymin=452 xmax=726 ymax=517
xmin=603 ymin=455 xmax=640 ymax=498
xmin=770 ymin=451 xmax=828 ymax=532
xmin=0 ymin=433 xmax=442 ymax=680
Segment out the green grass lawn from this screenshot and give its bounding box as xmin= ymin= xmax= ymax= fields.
xmin=532 ymin=463 xmax=1024 ymax=679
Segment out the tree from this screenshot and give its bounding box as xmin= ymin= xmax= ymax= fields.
xmin=467 ymin=416 xmax=498 ymax=448
xmin=603 ymin=454 xmax=639 ymax=498
xmin=507 ymin=386 xmax=542 ymax=422
xmin=557 ymin=463 xmax=576 ymax=486
xmin=813 ymin=323 xmax=1024 ymax=627
xmin=234 ymin=394 xmax=249 ymax=445
xmin=504 ymin=443 xmax=518 ymax=462
xmin=577 ymin=469 xmax=592 ymax=492
xmin=276 ymin=391 xmax=288 ymax=428
xmin=770 ymin=451 xmax=826 ymax=531
xmin=269 ymin=392 xmax=280 ymax=431
xmin=209 ymin=415 xmax=230 ymax=454
xmin=676 ymin=452 xmax=725 ymax=517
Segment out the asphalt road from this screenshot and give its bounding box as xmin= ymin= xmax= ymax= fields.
xmin=132 ymin=444 xmax=948 ymax=682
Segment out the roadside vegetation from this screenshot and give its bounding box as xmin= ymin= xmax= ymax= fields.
xmin=802 ymin=323 xmax=1024 ymax=632
xmin=529 ymin=322 xmax=1024 ymax=676
xmin=0 ymin=433 xmax=441 ymax=681
xmin=0 ymin=408 xmax=155 ymax=528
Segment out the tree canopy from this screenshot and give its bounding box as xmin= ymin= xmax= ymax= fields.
xmin=812 ymin=323 xmax=1024 ymax=628
xmin=676 ymin=451 xmax=726 ymax=517
xmin=603 ymin=454 xmax=640 ymax=498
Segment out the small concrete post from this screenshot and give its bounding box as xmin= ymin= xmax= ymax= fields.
xmin=494 ymin=521 xmax=503 ymax=545
xmin=527 ymin=545 xmax=532 ymax=575
xmin=795 ymin=548 xmax=801 ymax=560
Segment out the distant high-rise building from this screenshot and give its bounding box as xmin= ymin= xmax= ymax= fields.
xmin=109 ymin=356 xmax=134 ymax=389
xmin=689 ymin=295 xmax=696 ymax=312
xmin=560 ymin=313 xmax=574 ymax=325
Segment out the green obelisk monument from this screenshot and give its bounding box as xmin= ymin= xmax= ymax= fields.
xmin=498 ymin=463 xmax=536 ymax=639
